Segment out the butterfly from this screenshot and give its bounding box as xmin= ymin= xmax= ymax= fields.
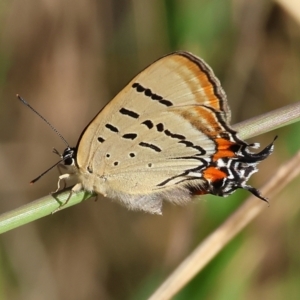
xmin=25 ymin=51 xmax=275 ymax=214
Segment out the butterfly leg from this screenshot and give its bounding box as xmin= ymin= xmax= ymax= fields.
xmin=53 ymin=163 xmax=70 ymax=192
xmin=56 ymin=164 xmax=68 ymax=190
xmin=52 ymin=173 xmax=71 ymax=194
xmin=52 ymin=182 xmax=83 ymax=213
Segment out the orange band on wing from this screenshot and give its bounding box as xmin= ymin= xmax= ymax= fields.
xmin=191 ymin=167 xmax=227 ymax=196
xmin=203 ymin=166 xmax=227 ymax=181
xmin=174 ymin=55 xmax=222 ymax=111
xmin=193 ymin=106 xmax=222 ymax=134
xmin=213 ymin=138 xmax=236 ymax=161
xmin=176 ymin=105 xmax=223 ymax=137
xmin=197 ymin=71 xmax=220 ymax=109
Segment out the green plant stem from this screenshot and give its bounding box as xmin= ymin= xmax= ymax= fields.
xmin=0 ymin=189 xmax=92 ymax=234
xmin=0 ymin=101 xmax=300 ymax=234
xmin=234 ymin=102 xmax=300 ymax=139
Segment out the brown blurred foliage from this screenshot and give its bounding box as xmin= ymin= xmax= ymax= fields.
xmin=0 ymin=1 xmax=300 ymax=299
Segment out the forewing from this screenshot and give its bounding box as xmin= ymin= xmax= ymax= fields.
xmin=76 ymin=51 xmax=237 ymax=203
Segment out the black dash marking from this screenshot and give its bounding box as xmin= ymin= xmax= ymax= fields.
xmin=97 ymin=137 xmax=105 ymax=143
xmin=178 ymin=140 xmax=206 ymax=155
xmin=139 ymin=142 xmax=161 ymax=152
xmin=132 ymin=82 xmax=145 ymax=92
xmin=157 ymin=164 xmax=207 ymax=188
xmin=122 ymin=133 xmax=137 ymax=140
xmin=151 ymin=94 xmax=163 ymax=101
xmin=132 ymin=82 xmax=173 ymax=107
xmin=157 ymin=171 xmax=189 ymax=187
xmin=142 ymin=120 xmax=154 ymax=129
xmin=179 ymin=140 xmax=193 ymax=147
xmin=113 ymin=161 xmax=119 ymax=166
xmin=129 ymin=153 xmax=135 ymax=158
xmin=145 ymin=89 xmax=152 ymax=97
xmin=119 ymin=107 xmax=139 ymax=119
xmin=193 ymin=146 xmax=206 ymax=155
xmin=105 ymin=123 xmax=119 ymax=133
xmin=148 ymin=163 xmax=153 ymax=167
xmin=164 ymin=129 xmax=185 ymax=140
xmin=159 ymin=99 xmax=173 ymax=106
xmin=156 ymin=123 xmax=164 ymax=132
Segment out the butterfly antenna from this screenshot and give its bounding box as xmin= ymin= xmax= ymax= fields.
xmin=30 ymin=159 xmax=63 ymax=184
xmin=16 ymin=94 xmax=69 ymax=147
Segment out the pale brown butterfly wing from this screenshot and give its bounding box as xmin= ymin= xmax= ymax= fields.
xmin=69 ymin=51 xmax=274 ymax=214
xmin=75 ymin=52 xmax=228 ymax=213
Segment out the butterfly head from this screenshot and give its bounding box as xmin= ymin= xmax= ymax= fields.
xmin=62 ymin=146 xmax=77 ymax=166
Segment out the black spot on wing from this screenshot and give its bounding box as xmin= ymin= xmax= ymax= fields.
xmin=122 ymin=133 xmax=137 ymax=140
xmin=164 ymin=129 xmax=185 ymax=140
xmin=119 ymin=107 xmax=139 ymax=119
xmin=144 ymin=89 xmax=152 ymax=97
xmin=156 ymin=123 xmax=164 ymax=132
xmin=151 ymin=94 xmax=163 ymax=101
xmin=179 ymin=140 xmax=193 ymax=147
xmin=178 ymin=140 xmax=206 ymax=155
xmin=105 ymin=123 xmax=119 ymax=133
xmin=97 ymin=137 xmax=105 ymax=143
xmin=159 ymin=99 xmax=173 ymax=106
xmin=139 ymin=142 xmax=161 ymax=152
xmin=133 ymin=83 xmax=145 ymax=92
xmin=132 ymin=82 xmax=173 ymax=107
xmin=141 ymin=120 xmax=154 ymax=129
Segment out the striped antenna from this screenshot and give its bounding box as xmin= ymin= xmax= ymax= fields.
xmin=16 ymin=94 xmax=69 ymax=147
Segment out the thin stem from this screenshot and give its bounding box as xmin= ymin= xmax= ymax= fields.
xmin=234 ymin=101 xmax=300 ymax=139
xmin=0 ymin=102 xmax=299 ymax=235
xmin=0 ymin=189 xmax=92 ymax=234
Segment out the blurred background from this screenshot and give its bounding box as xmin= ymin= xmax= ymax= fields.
xmin=0 ymin=0 xmax=299 ymax=299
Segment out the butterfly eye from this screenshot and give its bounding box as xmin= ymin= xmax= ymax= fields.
xmin=64 ymin=157 xmax=73 ymax=166
xmin=62 ymin=147 xmax=76 ymax=166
